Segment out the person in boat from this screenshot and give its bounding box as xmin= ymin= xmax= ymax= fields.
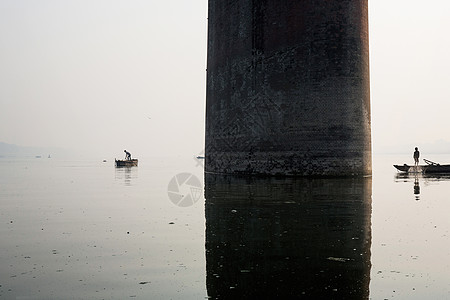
xmin=413 ymin=147 xmax=420 ymax=166
xmin=124 ymin=150 xmax=131 ymax=160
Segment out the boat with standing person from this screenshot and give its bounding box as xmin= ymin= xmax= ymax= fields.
xmin=115 ymin=149 xmax=138 ymax=167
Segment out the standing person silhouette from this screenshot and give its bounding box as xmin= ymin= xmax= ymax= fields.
xmin=124 ymin=150 xmax=131 ymax=160
xmin=413 ymin=147 xmax=420 ymax=167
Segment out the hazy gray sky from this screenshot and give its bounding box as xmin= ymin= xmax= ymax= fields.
xmin=370 ymin=1 xmax=450 ymax=154
xmin=1 ymin=1 xmax=449 ymax=158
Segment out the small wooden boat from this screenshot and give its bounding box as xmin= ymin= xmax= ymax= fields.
xmin=394 ymin=159 xmax=450 ymax=174
xmin=115 ymin=159 xmax=138 ymax=167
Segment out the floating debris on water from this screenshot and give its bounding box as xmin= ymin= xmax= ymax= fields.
xmin=326 ymin=257 xmax=352 ymax=263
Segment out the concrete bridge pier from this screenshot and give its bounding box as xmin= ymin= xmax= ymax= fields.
xmin=205 ymin=0 xmax=371 ymax=176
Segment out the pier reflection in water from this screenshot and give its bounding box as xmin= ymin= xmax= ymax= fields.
xmin=205 ymin=175 xmax=372 ymax=299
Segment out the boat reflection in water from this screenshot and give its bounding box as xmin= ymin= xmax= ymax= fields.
xmin=114 ymin=165 xmax=138 ymax=186
xmin=395 ymin=172 xmax=450 ymax=201
xmin=205 ymin=174 xmax=372 ymax=299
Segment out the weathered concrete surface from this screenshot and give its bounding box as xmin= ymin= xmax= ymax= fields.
xmin=205 ymin=0 xmax=371 ymax=176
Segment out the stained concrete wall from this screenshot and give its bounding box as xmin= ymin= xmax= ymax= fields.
xmin=205 ymin=0 xmax=371 ymax=176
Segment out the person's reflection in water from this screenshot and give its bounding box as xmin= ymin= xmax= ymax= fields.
xmin=204 ymin=175 xmax=372 ymax=299
xmin=414 ymin=174 xmax=421 ymax=201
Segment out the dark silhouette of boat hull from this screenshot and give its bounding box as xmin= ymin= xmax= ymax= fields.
xmin=115 ymin=159 xmax=138 ymax=167
xmin=394 ymin=161 xmax=450 ymax=174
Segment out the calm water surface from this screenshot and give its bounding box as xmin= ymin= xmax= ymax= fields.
xmin=1 ymin=154 xmax=450 ymax=299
